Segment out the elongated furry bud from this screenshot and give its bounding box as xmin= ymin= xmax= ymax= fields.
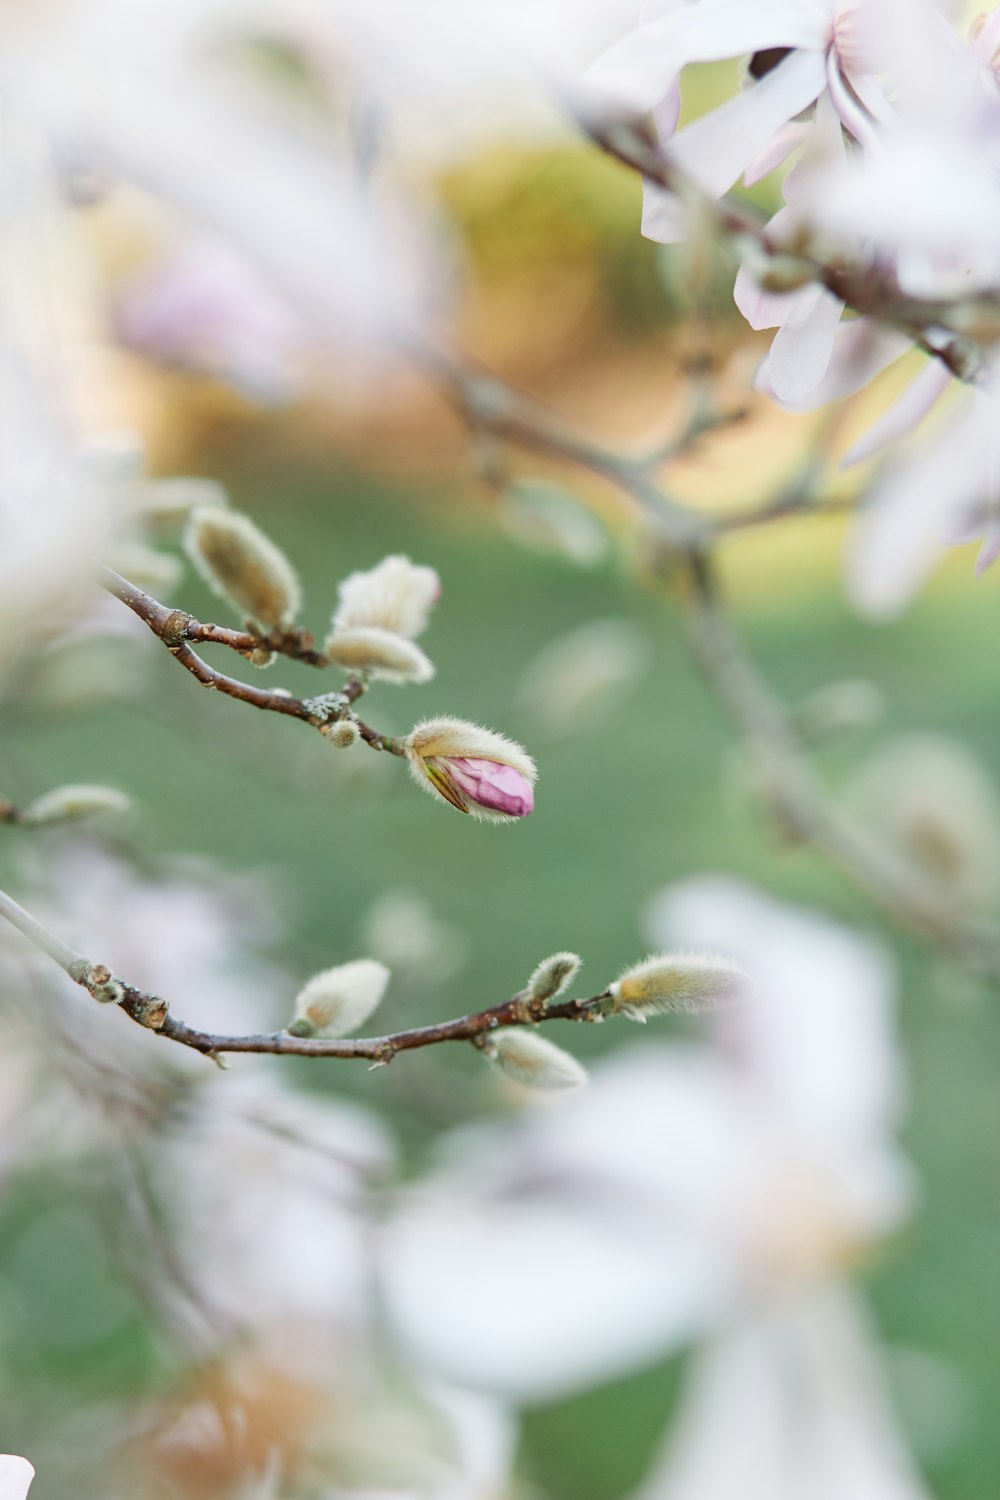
xmin=527 ymin=951 xmax=581 ymax=1003
xmin=404 ymin=717 xmax=536 ymax=822
xmin=484 ymin=1029 xmax=587 ymax=1090
xmin=289 ymin=959 xmax=389 ymax=1038
xmin=324 ymin=627 xmax=434 ymax=684
xmin=24 ymin=785 xmax=131 ymax=824
xmin=332 ymin=555 xmax=440 ymax=639
xmin=610 ymin=952 xmax=745 ymax=1021
xmin=185 ymin=507 xmax=301 ymax=628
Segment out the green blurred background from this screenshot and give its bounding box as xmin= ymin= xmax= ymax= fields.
xmin=2 ymin=118 xmax=1000 ymax=1499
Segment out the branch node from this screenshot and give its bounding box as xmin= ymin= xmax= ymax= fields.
xmin=162 ymin=610 xmax=192 ymax=647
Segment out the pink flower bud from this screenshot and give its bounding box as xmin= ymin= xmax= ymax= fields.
xmin=404 ymin=717 xmax=537 ymax=823
xmin=435 ymin=756 xmax=534 ymax=818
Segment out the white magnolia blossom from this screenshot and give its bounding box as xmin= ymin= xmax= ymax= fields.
xmin=629 ymin=1286 xmax=930 ymax=1500
xmin=157 ymin=1072 xmax=393 ymax=1369
xmin=379 ymin=878 xmax=914 ymax=1406
xmin=585 ymin=0 xmax=1000 ymax=612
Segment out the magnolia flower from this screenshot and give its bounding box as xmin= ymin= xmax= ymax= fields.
xmin=157 ymin=1072 xmax=393 ymax=1368
xmin=404 ymin=718 xmax=536 ymax=821
xmin=379 ymin=879 xmax=912 ymax=1401
xmin=629 ymin=1286 xmax=931 ymax=1500
xmin=587 ymin=0 xmax=936 ymax=244
xmin=846 ymin=370 xmax=1000 ymax=616
xmin=0 ymin=1457 xmax=34 ymax=1500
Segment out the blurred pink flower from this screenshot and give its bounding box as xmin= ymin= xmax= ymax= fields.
xmin=114 ymin=237 xmax=305 ymax=404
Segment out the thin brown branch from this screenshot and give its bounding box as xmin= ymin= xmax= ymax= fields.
xmin=99 ymin=568 xmax=402 ymax=755
xmin=418 ymin=346 xmax=1000 ymax=975
xmin=0 ymin=876 xmax=610 ymax=1068
xmin=582 ymin=115 xmax=987 ymax=384
xmin=681 ymin=552 xmax=1000 ymax=974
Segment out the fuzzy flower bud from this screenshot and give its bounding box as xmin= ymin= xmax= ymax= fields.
xmin=610 ymin=952 xmax=746 ymax=1021
xmin=185 ymin=507 xmax=301 ymax=628
xmin=527 ymin=951 xmax=581 ymax=1003
xmin=324 ymin=719 xmax=360 ymax=749
xmin=324 ymin=627 xmax=434 ymax=684
xmin=288 ymin=959 xmax=389 ymax=1038
xmin=24 ymin=785 xmax=131 ymax=825
xmin=332 ymin=555 xmax=440 ymax=640
xmin=484 ymin=1029 xmax=587 ymax=1091
xmin=404 ymin=717 xmax=536 ymax=821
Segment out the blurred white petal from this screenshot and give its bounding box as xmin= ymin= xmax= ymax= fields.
xmin=841 ymin=363 xmax=951 ymax=467
xmin=585 ymin=1 xmax=829 ymax=113
xmin=763 ymin=284 xmax=845 ymax=404
xmin=669 ymin=50 xmax=826 ymax=201
xmin=846 ymin=382 xmax=999 ymax=618
xmin=632 ymin=1288 xmax=932 ymax=1500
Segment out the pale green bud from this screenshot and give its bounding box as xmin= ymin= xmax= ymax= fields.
xmin=185 ymin=507 xmax=301 ymax=628
xmin=484 ymin=1029 xmax=587 ymax=1091
xmin=610 ymin=952 xmax=745 ymax=1021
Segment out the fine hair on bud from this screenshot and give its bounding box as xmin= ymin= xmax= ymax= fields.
xmin=324 ymin=627 xmax=434 ymax=684
xmin=324 ymin=719 xmax=360 ymax=749
xmin=610 ymin=951 xmax=746 ymax=1022
xmin=332 ymin=555 xmax=440 ymax=640
xmin=404 ymin=716 xmax=536 ymax=822
xmin=24 ymin=785 xmax=131 ymax=825
xmin=288 ymin=958 xmax=389 ymax=1038
xmin=484 ymin=1029 xmax=587 ymax=1091
xmin=527 ymin=951 xmax=582 ymax=1003
xmin=185 ymin=506 xmax=301 ymax=628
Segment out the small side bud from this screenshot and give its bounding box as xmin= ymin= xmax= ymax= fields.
xmin=185 ymin=507 xmax=301 ymax=628
xmin=324 ymin=627 xmax=434 ymax=685
xmin=527 ymin=951 xmax=582 ymax=1003
xmin=483 ymin=1029 xmax=587 ymax=1091
xmin=247 ymin=645 xmax=276 ymax=668
xmin=323 ymin=719 xmax=360 ymax=749
xmin=83 ymin=963 xmax=125 ymax=1005
xmin=289 ymin=959 xmax=390 ymax=1039
xmin=610 ymin=952 xmax=746 ymax=1022
xmin=24 ymin=785 xmax=131 ymax=825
